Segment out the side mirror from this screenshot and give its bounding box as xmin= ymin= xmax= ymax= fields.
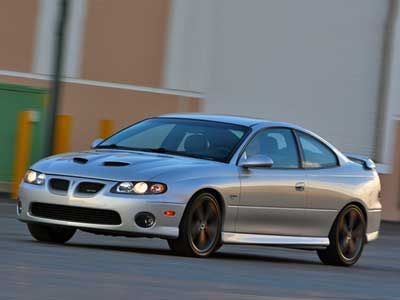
xmin=239 ymin=154 xmax=274 ymax=168
xmin=91 ymin=138 xmax=103 ymax=149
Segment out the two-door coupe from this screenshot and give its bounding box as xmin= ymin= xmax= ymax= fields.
xmin=17 ymin=114 xmax=381 ymax=266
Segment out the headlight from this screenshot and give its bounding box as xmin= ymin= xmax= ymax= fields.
xmin=113 ymin=181 xmax=167 ymax=195
xmin=24 ymin=170 xmax=46 ymax=185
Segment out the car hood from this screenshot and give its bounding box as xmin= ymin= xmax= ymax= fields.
xmin=31 ymin=150 xmax=217 ymax=181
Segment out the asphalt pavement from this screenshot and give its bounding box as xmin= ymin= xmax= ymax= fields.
xmin=1 ymin=200 xmax=399 ymax=300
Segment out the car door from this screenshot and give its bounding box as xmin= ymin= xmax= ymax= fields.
xmin=236 ymin=128 xmax=308 ymax=236
xmin=295 ymin=130 xmax=345 ymax=237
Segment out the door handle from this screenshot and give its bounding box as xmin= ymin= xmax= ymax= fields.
xmin=295 ymin=182 xmax=305 ymax=192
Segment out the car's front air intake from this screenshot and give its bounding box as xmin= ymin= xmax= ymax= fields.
xmin=30 ymin=203 xmax=122 ymax=225
xmin=76 ymin=182 xmax=104 ymax=194
xmin=49 ymin=178 xmax=70 ymax=192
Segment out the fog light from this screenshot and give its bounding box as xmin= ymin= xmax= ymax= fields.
xmin=17 ymin=200 xmax=22 ymax=215
xmin=135 ymin=212 xmax=155 ymax=228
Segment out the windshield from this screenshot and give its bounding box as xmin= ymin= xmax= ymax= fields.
xmin=96 ymin=118 xmax=249 ymax=162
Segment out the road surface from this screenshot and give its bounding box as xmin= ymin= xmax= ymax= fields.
xmin=1 ymin=200 xmax=399 ymax=300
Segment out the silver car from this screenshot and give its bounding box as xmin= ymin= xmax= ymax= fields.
xmin=17 ymin=114 xmax=381 ymax=266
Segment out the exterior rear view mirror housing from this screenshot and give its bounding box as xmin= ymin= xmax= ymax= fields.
xmin=239 ymin=154 xmax=274 ymax=168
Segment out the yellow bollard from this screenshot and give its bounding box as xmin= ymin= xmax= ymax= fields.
xmin=99 ymin=119 xmax=114 ymax=139
xmin=53 ymin=115 xmax=72 ymax=154
xmin=12 ymin=111 xmax=33 ymax=199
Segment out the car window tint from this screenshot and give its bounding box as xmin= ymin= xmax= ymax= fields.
xmin=297 ymin=132 xmax=338 ymax=168
xmin=231 ymin=129 xmax=245 ymax=139
xmin=177 ymin=133 xmax=197 ymax=151
xmin=177 ymin=129 xmax=244 ymax=151
xmin=99 ymin=118 xmax=249 ymax=162
xmin=119 ymin=124 xmax=175 ymax=149
xmin=245 ymin=128 xmax=300 ymax=169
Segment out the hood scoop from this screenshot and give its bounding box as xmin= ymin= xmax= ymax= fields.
xmin=73 ymin=157 xmax=89 ymax=164
xmin=103 ymin=161 xmax=130 ymax=167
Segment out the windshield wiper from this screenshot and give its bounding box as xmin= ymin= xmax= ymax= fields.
xmin=149 ymin=148 xmax=174 ymax=153
xmin=137 ymin=147 xmax=178 ymax=154
xmin=96 ymin=145 xmax=218 ymax=161
xmin=145 ymin=148 xmax=218 ymax=161
xmin=95 ymin=144 xmax=136 ymax=151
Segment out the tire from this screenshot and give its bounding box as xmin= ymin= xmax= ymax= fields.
xmin=317 ymin=205 xmax=366 ymax=267
xmin=28 ymin=223 xmax=76 ymax=244
xmin=168 ymin=192 xmax=222 ymax=257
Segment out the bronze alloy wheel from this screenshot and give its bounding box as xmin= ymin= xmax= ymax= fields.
xmin=188 ymin=194 xmax=220 ymax=254
xmin=337 ymin=207 xmax=365 ymax=261
xmin=317 ymin=205 xmax=366 ymax=266
xmin=168 ymin=192 xmax=222 ymax=257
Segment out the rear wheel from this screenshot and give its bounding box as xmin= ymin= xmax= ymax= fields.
xmin=168 ymin=192 xmax=222 ymax=257
xmin=28 ymin=223 xmax=76 ymax=244
xmin=317 ymin=205 xmax=366 ymax=267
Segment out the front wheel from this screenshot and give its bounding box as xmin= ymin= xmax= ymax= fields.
xmin=168 ymin=192 xmax=222 ymax=257
xmin=28 ymin=223 xmax=76 ymax=244
xmin=317 ymin=205 xmax=366 ymax=267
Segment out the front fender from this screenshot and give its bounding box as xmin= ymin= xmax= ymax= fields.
xmin=152 ymin=165 xmax=241 ymax=232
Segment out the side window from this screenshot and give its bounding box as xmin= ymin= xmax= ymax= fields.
xmin=244 ymin=128 xmax=300 ymax=169
xmin=297 ymin=132 xmax=338 ymax=168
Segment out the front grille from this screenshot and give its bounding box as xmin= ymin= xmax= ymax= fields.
xmin=49 ymin=178 xmax=70 ymax=192
xmin=30 ymin=203 xmax=121 ymax=225
xmin=76 ymin=182 xmax=104 ymax=194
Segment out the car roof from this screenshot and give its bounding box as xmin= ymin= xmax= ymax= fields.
xmin=158 ymin=113 xmax=299 ymax=128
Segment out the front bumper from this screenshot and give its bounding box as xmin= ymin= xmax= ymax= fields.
xmin=17 ymin=175 xmax=185 ymax=239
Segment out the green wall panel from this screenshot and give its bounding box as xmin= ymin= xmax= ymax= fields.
xmin=0 ymin=83 xmax=48 ymax=182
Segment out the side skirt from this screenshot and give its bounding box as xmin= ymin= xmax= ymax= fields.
xmin=222 ymin=232 xmax=329 ymax=249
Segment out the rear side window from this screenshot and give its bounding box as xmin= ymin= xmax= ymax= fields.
xmin=297 ymin=131 xmax=338 ymax=168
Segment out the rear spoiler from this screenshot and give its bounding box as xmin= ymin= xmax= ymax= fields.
xmin=343 ymin=152 xmax=376 ymax=170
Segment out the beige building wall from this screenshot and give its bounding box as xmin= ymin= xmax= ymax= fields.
xmin=0 ymin=75 xmax=48 ymax=89
xmin=82 ymin=0 xmax=171 ymax=87
xmin=0 ymin=74 xmax=201 ymax=152
xmin=381 ymin=121 xmax=400 ymax=221
xmin=0 ymin=0 xmax=201 ymax=153
xmin=0 ymin=0 xmax=39 ymax=72
xmin=58 ymin=83 xmax=201 ymax=150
